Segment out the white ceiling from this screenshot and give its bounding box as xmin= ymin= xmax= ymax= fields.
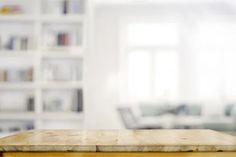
xmin=94 ymin=0 xmax=235 ymax=6
xmin=93 ymin=0 xmax=236 ymax=15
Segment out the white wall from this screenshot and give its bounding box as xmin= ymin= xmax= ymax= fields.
xmin=84 ymin=3 xmax=236 ymax=129
xmin=84 ymin=6 xmax=122 ymax=129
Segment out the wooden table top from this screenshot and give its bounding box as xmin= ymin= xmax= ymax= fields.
xmin=0 ymin=129 xmax=235 ymax=152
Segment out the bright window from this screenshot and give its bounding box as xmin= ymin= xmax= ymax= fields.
xmin=124 ymin=22 xmax=180 ymax=102
xmin=121 ymin=19 xmax=236 ymax=103
xmin=127 ymin=23 xmax=179 ymax=46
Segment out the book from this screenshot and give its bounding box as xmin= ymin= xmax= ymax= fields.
xmin=3 ymin=35 xmax=31 ymax=51
xmin=77 ymin=89 xmax=83 ymax=112
xmin=63 ymin=0 xmax=69 ymax=14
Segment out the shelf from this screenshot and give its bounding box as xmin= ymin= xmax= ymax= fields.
xmin=0 ymin=51 xmax=38 ymax=57
xmin=0 ymin=112 xmax=36 ymax=120
xmin=0 ymin=112 xmax=83 ymax=120
xmin=0 ymin=132 xmax=15 ymax=138
xmin=0 ymin=51 xmax=84 ymax=58
xmin=40 ymin=82 xmax=83 ymax=89
xmin=41 ymin=15 xmax=85 ymax=23
xmin=42 ymin=46 xmax=84 ymax=52
xmin=41 ymin=52 xmax=83 ymax=58
xmin=0 ymin=51 xmax=83 ymax=58
xmin=0 ymin=82 xmax=83 ymax=89
xmin=41 ymin=112 xmax=83 ymax=120
xmin=0 ymin=15 xmax=35 ymax=22
xmin=0 ymin=82 xmax=35 ymax=89
xmin=0 ymin=14 xmax=85 ymax=23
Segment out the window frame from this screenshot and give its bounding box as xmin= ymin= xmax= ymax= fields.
xmin=118 ymin=16 xmax=181 ymax=103
xmin=119 ymin=15 xmax=236 ymax=104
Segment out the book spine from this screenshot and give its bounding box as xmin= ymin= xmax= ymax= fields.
xmin=64 ymin=33 xmax=70 ymax=46
xmin=0 ymin=36 xmax=2 ymax=50
xmin=57 ymin=33 xmax=62 ymax=46
xmin=77 ymin=89 xmax=83 ymax=112
xmin=63 ymin=0 xmax=69 ymax=14
xmin=8 ymin=36 xmax=15 ymax=50
xmin=3 ymin=70 xmax=8 ymax=81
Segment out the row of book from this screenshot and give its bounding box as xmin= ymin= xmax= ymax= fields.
xmin=0 ymin=121 xmax=34 ymax=133
xmin=57 ymin=33 xmax=70 ymax=46
xmin=0 ymin=89 xmax=83 ymax=112
xmin=43 ymin=61 xmax=82 ymax=81
xmin=47 ymin=0 xmax=84 ymax=15
xmin=0 ymin=90 xmax=83 ymax=112
xmin=43 ymin=89 xmax=83 ymax=112
xmin=44 ymin=31 xmax=79 ymax=47
xmin=0 ymin=67 xmax=33 ymax=82
xmin=0 ymin=96 xmax=34 ymax=112
xmin=0 ymin=36 xmax=33 ymax=51
xmin=0 ymin=0 xmax=84 ymax=15
xmin=0 ymin=33 xmax=80 ymax=50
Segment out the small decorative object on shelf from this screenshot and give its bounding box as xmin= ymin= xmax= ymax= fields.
xmin=0 ymin=67 xmax=33 ymax=82
xmin=43 ymin=59 xmax=82 ymax=82
xmin=43 ymin=89 xmax=83 ymax=112
xmin=0 ymin=5 xmax=23 ymax=15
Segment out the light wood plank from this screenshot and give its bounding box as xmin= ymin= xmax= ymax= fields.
xmin=0 ymin=130 xmax=236 ymax=152
xmin=3 ymin=152 xmax=236 ymax=157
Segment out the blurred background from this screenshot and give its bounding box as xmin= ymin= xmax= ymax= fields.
xmin=0 ymin=0 xmax=236 ymax=137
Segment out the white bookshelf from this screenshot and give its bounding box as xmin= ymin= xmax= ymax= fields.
xmin=0 ymin=15 xmax=35 ymax=21
xmin=0 ymin=0 xmax=88 ymax=136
